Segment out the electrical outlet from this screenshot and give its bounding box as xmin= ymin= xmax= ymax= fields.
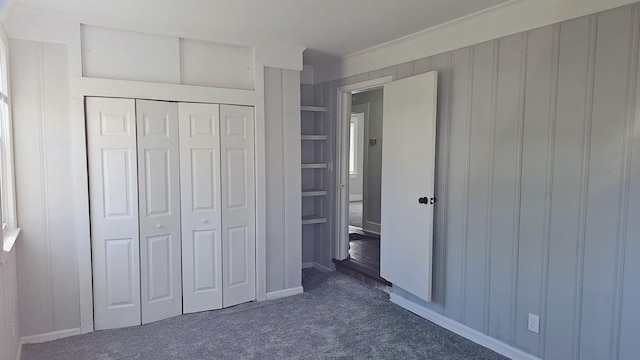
xmin=528 ymin=314 xmax=539 ymax=334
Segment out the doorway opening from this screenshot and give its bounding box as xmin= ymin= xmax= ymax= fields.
xmin=332 ymin=76 xmax=393 ymax=287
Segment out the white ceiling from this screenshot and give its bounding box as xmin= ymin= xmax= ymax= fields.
xmin=7 ymin=0 xmax=510 ymax=57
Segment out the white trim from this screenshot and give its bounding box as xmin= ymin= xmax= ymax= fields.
xmin=72 ymin=63 xmax=267 ymax=334
xmin=302 ymin=261 xmax=333 ymax=272
xmin=15 ymin=343 xmax=21 ymax=360
xmin=312 ymin=262 xmax=334 ymax=272
xmin=70 ymin=77 xmax=258 ymax=105
xmin=338 ymin=77 xmax=393 ymax=93
xmin=390 ymin=293 xmax=542 ymax=360
xmin=253 ymin=60 xmax=268 ymax=303
xmin=335 ymin=76 xmax=393 ymax=260
xmin=20 ymin=327 xmax=83 ymax=345
xmin=265 ymin=286 xmax=304 ymax=300
xmin=339 ymin=0 xmax=638 ymax=79
xmin=69 ymin=97 xmax=94 ymax=335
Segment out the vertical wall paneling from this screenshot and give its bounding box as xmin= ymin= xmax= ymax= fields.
xmin=265 ymin=68 xmax=286 ymax=287
xmin=396 ymin=62 xmax=413 ymax=80
xmin=317 ymin=4 xmax=640 ymax=359
xmin=464 ymin=40 xmax=497 ymax=332
xmin=282 ymin=70 xmax=302 ymax=286
xmin=612 ymin=7 xmax=639 ymax=360
xmin=0 ymin=249 xmax=20 ymax=360
xmin=580 ymin=7 xmax=633 ymax=360
xmin=264 ymin=67 xmax=301 ymax=292
xmin=514 ymin=24 xmax=558 ymax=356
xmin=488 ymin=33 xmax=526 ymax=343
xmin=544 ymin=15 xmax=594 ymax=360
xmin=443 ymin=47 xmax=473 ymax=322
xmin=618 ymin=7 xmax=640 ymax=359
xmin=11 ymin=39 xmax=80 ymax=336
xmin=40 ymin=42 xmax=78 ymax=332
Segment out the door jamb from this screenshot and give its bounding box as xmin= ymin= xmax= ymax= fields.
xmin=334 ymin=76 xmax=393 ymax=260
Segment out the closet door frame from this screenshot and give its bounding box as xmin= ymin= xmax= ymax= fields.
xmin=86 ymin=95 xmax=263 ymax=330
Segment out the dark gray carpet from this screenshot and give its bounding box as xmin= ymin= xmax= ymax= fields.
xmin=349 ymin=201 xmax=362 ymax=227
xmin=22 ymin=269 xmax=507 ymax=360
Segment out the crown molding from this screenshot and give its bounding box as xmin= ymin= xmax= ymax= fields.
xmin=338 ymin=0 xmax=638 ymax=80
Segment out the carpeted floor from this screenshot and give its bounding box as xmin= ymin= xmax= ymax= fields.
xmin=22 ymin=269 xmax=507 ymax=360
xmin=349 ymin=201 xmax=362 ymax=227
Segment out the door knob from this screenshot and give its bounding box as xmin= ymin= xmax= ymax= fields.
xmin=156 ymin=224 xmax=162 ymax=229
xmin=202 ymin=219 xmax=209 ymax=224
xmin=418 ymin=197 xmax=437 ymax=205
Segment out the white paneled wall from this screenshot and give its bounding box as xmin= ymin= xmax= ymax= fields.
xmin=0 ymin=249 xmax=20 ymax=360
xmin=8 ymin=33 xmax=303 ymax=340
xmin=10 ymin=39 xmax=81 ymax=337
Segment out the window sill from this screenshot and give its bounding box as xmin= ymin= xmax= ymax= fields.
xmin=349 ymin=172 xmax=359 ymax=179
xmin=1 ymin=227 xmax=21 ymax=265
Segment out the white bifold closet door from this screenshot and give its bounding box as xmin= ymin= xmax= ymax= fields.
xmin=87 ymin=97 xmax=142 ymax=330
xmin=219 ymin=105 xmax=256 ymax=308
xmin=179 ymin=103 xmax=223 ymax=313
xmin=179 ymin=104 xmax=256 ymax=313
xmin=136 ymin=100 xmax=182 ymax=324
xmin=89 ymin=98 xmax=256 ymax=329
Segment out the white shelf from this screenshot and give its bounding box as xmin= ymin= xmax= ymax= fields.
xmin=302 ymin=215 xmax=327 ymax=225
xmin=301 ymin=106 xmax=326 ymax=112
xmin=302 ymin=189 xmax=327 ymax=197
xmin=301 ymin=135 xmax=327 ymax=141
xmin=301 ymin=163 xmax=327 ymax=169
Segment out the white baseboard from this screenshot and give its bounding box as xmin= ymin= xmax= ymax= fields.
xmin=390 ymin=293 xmax=542 ymax=360
xmin=266 ymin=286 xmax=304 ymax=300
xmin=20 ymin=327 xmax=83 ymax=345
xmin=302 ymin=262 xmax=334 ymax=272
xmin=349 ymin=194 xmax=362 ymax=202
xmin=362 ymin=222 xmax=381 ymax=235
xmin=312 ymin=262 xmax=334 ymax=272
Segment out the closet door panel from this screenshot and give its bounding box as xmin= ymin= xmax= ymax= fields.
xmin=220 ymin=105 xmax=256 ymax=307
xmin=136 ymin=100 xmax=182 ymax=324
xmin=86 ymin=97 xmax=141 ymax=330
xmin=179 ymin=103 xmax=223 ymax=313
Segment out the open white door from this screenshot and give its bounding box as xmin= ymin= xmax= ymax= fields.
xmin=136 ymin=100 xmax=182 ymax=324
xmin=179 ymin=103 xmax=223 ymax=313
xmin=87 ymin=97 xmax=142 ymax=330
xmin=380 ymin=71 xmax=438 ymax=302
xmin=220 ymin=105 xmax=256 ymax=307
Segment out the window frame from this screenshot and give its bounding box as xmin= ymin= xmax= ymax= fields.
xmin=0 ymin=28 xmax=20 ymax=257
